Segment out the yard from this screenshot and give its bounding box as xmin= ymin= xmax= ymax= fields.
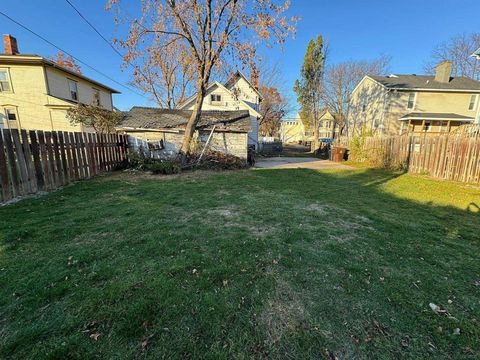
xmin=0 ymin=167 xmax=479 ymax=359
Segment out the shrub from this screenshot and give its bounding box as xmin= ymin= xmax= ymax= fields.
xmin=144 ymin=161 xmax=181 ymax=175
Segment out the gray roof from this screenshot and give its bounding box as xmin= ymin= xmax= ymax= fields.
xmin=474 ymin=47 xmax=480 ymax=58
xmin=369 ymin=74 xmax=480 ymax=91
xmin=118 ymin=107 xmax=251 ymax=132
xmin=399 ymin=112 xmax=475 ymax=122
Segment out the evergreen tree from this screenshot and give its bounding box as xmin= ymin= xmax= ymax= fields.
xmin=294 ymin=36 xmax=326 ymax=152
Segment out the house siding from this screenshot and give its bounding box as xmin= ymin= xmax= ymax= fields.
xmin=350 ymin=76 xmax=480 ymax=136
xmin=181 ymin=83 xmax=260 ymax=147
xmin=0 ymin=62 xmax=115 ymax=131
xmin=125 ymin=130 xmax=248 ymax=160
xmin=45 ymin=67 xmax=113 ymax=110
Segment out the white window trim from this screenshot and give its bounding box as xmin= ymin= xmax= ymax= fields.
xmin=92 ymin=88 xmax=101 ymax=106
xmin=0 ymin=68 xmax=13 ymax=93
xmin=468 ymin=94 xmax=478 ymax=111
xmin=4 ymin=107 xmax=19 ymax=129
xmin=407 ymin=92 xmax=417 ymax=110
xmin=210 ymin=94 xmax=222 ymax=103
xmin=68 ymin=79 xmax=79 ymax=102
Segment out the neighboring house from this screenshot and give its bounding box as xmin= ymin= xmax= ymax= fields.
xmin=0 ymin=35 xmax=119 ymax=132
xmin=178 ymin=71 xmax=262 ymax=149
xmin=117 ymin=107 xmax=252 ymax=160
xmin=317 ymin=110 xmax=339 ymax=140
xmin=349 ymin=61 xmax=480 ymax=136
xmin=280 ymin=110 xmax=339 ymax=144
xmin=280 ymin=115 xmax=305 ymax=144
xmin=472 ymin=47 xmax=480 ymax=60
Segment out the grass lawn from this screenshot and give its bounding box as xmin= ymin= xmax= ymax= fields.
xmin=0 ymin=167 xmax=479 ymax=359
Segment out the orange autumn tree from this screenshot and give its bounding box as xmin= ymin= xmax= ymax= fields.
xmin=107 ymin=0 xmax=297 ymax=163
xmin=52 ymin=51 xmax=82 ymax=74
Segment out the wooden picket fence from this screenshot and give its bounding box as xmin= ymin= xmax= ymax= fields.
xmin=0 ymin=129 xmax=128 ymax=203
xmin=337 ymin=127 xmax=480 ymax=184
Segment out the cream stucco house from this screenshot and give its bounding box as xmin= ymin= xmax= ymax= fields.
xmin=349 ymin=61 xmax=480 ymax=136
xmin=0 ymin=35 xmax=119 ymax=132
xmin=178 ymin=71 xmax=262 ymax=149
xmin=280 ymin=110 xmax=339 ymax=145
xmin=280 ymin=114 xmax=305 ymax=144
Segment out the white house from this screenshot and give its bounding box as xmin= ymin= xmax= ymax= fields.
xmin=178 ymin=71 xmax=262 ymax=149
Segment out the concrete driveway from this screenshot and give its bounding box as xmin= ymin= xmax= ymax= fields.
xmin=255 ymin=157 xmax=353 ymax=170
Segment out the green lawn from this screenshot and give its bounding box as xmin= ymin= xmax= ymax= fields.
xmin=0 ymin=167 xmax=479 ymax=359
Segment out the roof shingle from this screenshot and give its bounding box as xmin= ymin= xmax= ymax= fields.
xmin=369 ymin=74 xmax=480 ymax=91
xmin=118 ymin=107 xmax=251 ymax=132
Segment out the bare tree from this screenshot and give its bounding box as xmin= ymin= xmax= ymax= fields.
xmin=129 ymin=40 xmax=195 ymax=109
xmin=108 ymin=0 xmax=297 ymax=162
xmin=424 ymin=33 xmax=480 ymax=80
xmin=322 ymin=55 xmax=390 ymax=136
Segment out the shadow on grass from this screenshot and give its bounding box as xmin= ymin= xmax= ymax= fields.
xmin=0 ymin=167 xmax=479 ymax=359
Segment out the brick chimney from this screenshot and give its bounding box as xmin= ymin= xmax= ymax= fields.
xmin=435 ymin=60 xmax=452 ymax=83
xmin=3 ymin=34 xmax=19 ymax=55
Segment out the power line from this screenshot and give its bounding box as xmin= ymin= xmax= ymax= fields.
xmin=64 ymin=0 xmax=125 ymax=60
xmin=0 ymin=10 xmax=149 ymax=99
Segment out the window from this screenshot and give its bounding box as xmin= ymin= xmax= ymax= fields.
xmin=361 ymin=99 xmax=367 ymax=112
xmin=210 ymin=94 xmax=221 ymax=102
xmin=423 ymin=121 xmax=431 ymax=132
xmin=407 ymin=92 xmax=416 ymax=109
xmin=468 ymin=94 xmax=478 ymax=111
xmin=4 ymin=108 xmax=18 ymax=129
xmin=439 ymin=121 xmax=449 ymax=132
xmin=93 ymin=88 xmax=101 ymax=106
xmin=0 ymin=69 xmax=11 ymax=92
xmin=68 ymin=80 xmax=78 ymax=101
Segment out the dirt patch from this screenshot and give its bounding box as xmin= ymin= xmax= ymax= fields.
xmin=259 ymin=279 xmax=307 ymax=346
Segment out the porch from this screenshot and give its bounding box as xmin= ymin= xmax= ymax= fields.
xmin=399 ymin=112 xmax=475 ymax=135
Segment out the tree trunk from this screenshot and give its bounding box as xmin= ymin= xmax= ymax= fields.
xmin=178 ymin=84 xmax=207 ymax=164
xmin=312 ymin=118 xmax=320 ymax=154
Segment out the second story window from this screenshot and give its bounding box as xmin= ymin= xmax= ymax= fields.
xmin=211 ymin=94 xmax=222 ymax=103
xmin=68 ymin=80 xmax=78 ymax=101
xmin=407 ymin=92 xmax=416 ymax=110
xmin=93 ymin=88 xmax=101 ymax=106
xmin=0 ymin=69 xmax=12 ymax=92
xmin=468 ymin=94 xmax=478 ymax=111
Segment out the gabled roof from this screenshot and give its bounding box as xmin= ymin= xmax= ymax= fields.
xmin=177 ymin=81 xmax=261 ymax=117
xmin=472 ymin=47 xmax=480 ymax=59
xmin=118 ymin=107 xmax=251 ymax=132
xmin=399 ymin=112 xmax=475 ymax=122
xmin=0 ymin=54 xmax=120 ymax=93
xmin=224 ymin=70 xmax=263 ymax=99
xmin=368 ymin=74 xmax=480 ymax=92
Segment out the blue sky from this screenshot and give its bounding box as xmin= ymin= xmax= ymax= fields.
xmin=1 ymin=0 xmax=479 ymax=111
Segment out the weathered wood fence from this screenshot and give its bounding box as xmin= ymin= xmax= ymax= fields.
xmin=339 ymin=129 xmax=480 ymax=184
xmin=0 ymin=129 xmax=128 ymax=203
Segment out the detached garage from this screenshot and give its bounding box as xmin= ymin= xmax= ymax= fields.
xmin=117 ymin=107 xmax=252 ymax=160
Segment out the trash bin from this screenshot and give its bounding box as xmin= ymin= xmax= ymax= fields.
xmin=331 ymin=147 xmax=346 ymax=162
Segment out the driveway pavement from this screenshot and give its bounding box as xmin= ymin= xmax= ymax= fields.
xmin=255 ymin=157 xmax=354 ymax=170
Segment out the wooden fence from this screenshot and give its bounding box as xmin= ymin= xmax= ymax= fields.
xmin=0 ymin=129 xmax=128 ymax=203
xmin=336 ymin=129 xmax=480 ymax=184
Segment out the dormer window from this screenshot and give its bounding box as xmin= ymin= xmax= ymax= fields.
xmin=211 ymin=94 xmax=222 ymax=103
xmin=68 ymin=80 xmax=78 ymax=101
xmin=407 ymin=92 xmax=416 ymax=109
